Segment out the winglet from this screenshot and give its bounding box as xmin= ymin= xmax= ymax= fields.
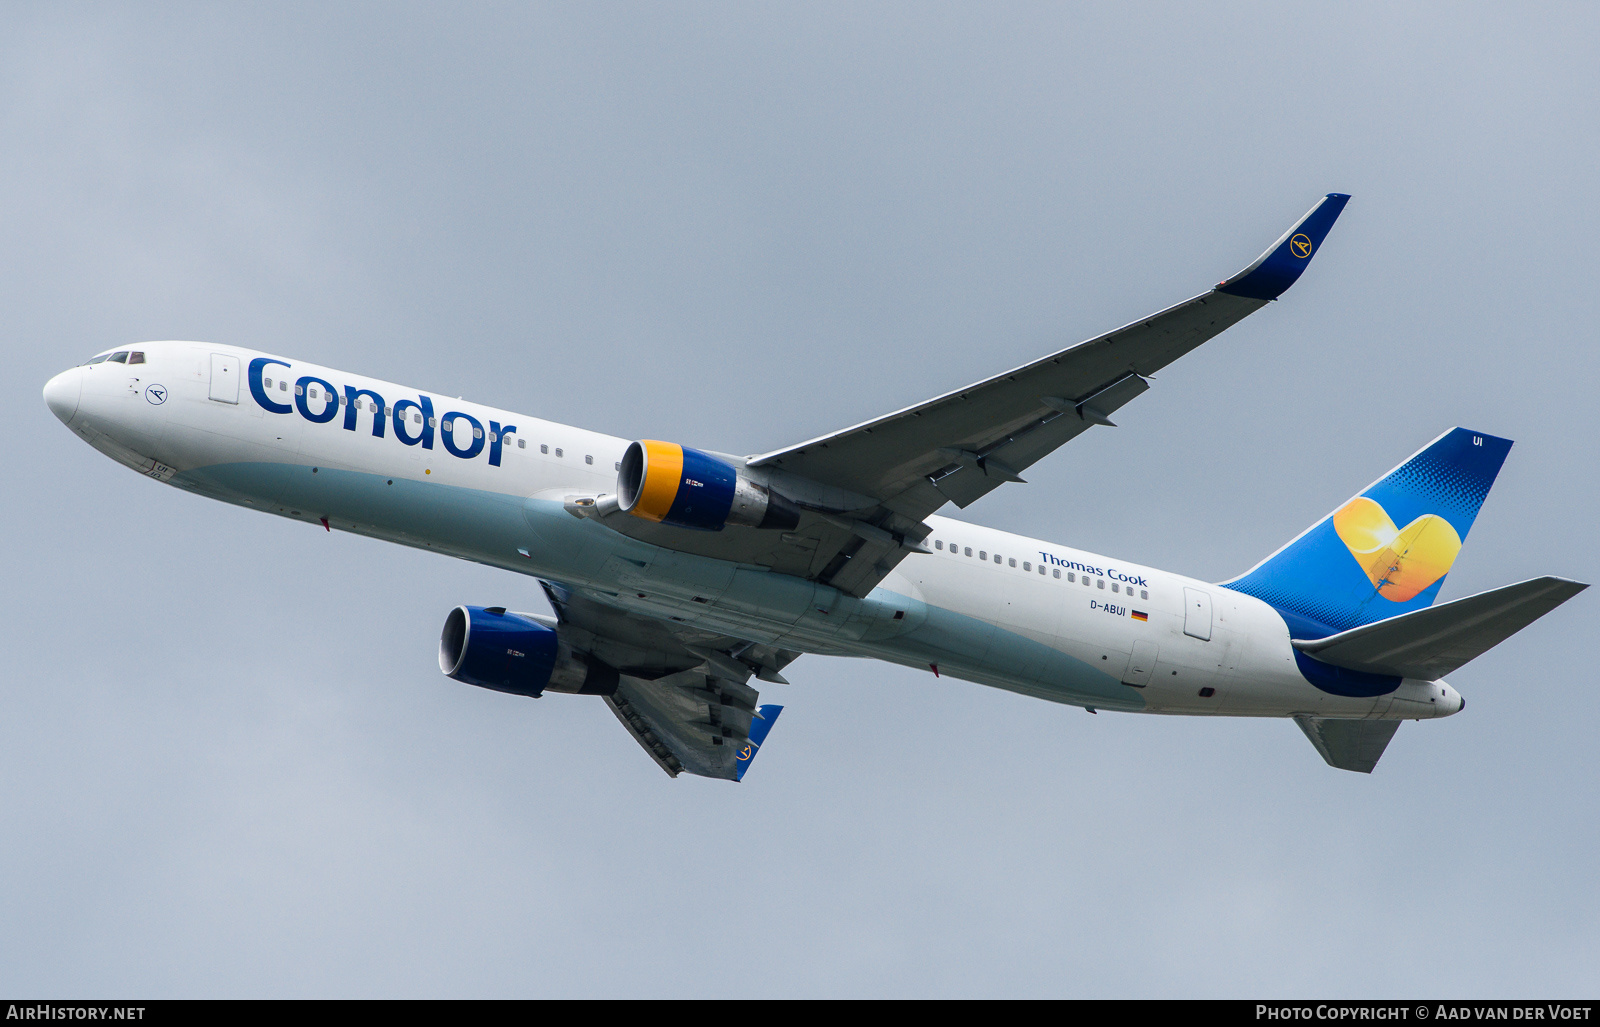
xmin=734 ymin=704 xmax=783 ymax=782
xmin=1217 ymin=193 xmax=1350 ymax=301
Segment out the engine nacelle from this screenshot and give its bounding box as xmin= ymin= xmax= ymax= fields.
xmin=617 ymin=440 xmax=799 ymax=532
xmin=438 ymin=605 xmax=619 ymax=697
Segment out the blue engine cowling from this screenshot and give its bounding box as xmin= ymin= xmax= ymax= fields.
xmin=617 ymin=440 xmax=798 ymax=532
xmin=438 ymin=606 xmax=618 ymax=697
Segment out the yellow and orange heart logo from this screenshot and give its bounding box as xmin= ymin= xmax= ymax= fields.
xmin=1332 ymin=497 xmax=1462 ymax=603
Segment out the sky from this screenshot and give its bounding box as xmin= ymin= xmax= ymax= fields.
xmin=3 ymin=2 xmax=1597 ymax=998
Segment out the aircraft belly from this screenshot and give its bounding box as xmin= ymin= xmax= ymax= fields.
xmin=177 ymin=462 xmax=541 ymax=565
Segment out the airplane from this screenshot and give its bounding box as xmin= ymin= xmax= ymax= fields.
xmin=41 ymin=192 xmax=1587 ymax=780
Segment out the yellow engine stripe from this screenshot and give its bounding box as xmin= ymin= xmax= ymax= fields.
xmin=633 ymin=440 xmax=684 ymax=522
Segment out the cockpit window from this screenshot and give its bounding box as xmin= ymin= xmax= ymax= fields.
xmin=85 ymin=354 xmax=109 ymax=364
xmin=106 ymin=351 xmax=129 ymax=363
xmin=128 ymin=351 xmax=145 ymax=364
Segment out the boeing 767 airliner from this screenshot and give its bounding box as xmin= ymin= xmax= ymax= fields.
xmin=42 ymin=193 xmax=1586 ymax=778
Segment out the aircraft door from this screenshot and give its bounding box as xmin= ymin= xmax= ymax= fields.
xmin=1183 ymin=587 xmax=1213 ymax=641
xmin=209 ymin=353 xmax=240 ymax=404
xmin=1122 ymin=640 xmax=1159 ymax=687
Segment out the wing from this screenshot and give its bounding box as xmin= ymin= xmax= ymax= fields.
xmin=542 ymin=582 xmax=797 ymax=780
xmin=585 ymin=193 xmax=1350 ymax=598
xmin=750 ymin=192 xmax=1351 ymax=510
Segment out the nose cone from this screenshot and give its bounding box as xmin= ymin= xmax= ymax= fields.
xmin=43 ymin=367 xmax=82 ymax=425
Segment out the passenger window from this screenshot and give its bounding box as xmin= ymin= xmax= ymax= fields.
xmin=107 ymin=351 xmax=129 ymax=363
xmin=1112 ymin=583 xmax=1119 ymax=593
xmin=295 ymin=385 xmax=304 ymax=395
xmin=935 ymin=540 xmax=943 ymax=550
xmin=585 ymin=455 xmax=594 ymax=465
xmin=555 ymin=448 xmax=563 ymax=457
xmin=413 ymin=412 xmax=421 ymax=423
xmin=473 ymin=427 xmax=483 ymax=439
xmin=614 ymin=461 xmax=621 ymax=471
xmin=978 ymin=551 xmax=987 ymax=561
xmin=1141 ymin=590 xmax=1148 ymax=600
xmin=518 ymin=439 xmax=526 ymax=449
xmin=541 ymin=444 xmax=548 ymax=454
xmin=1008 ymin=558 xmax=1017 ymax=568
xmin=1038 ymin=565 xmax=1045 ymax=575
xmin=128 ymin=352 xmax=145 ymax=364
xmin=1097 ymin=579 xmax=1105 ymax=589
xmin=964 ymin=547 xmax=972 ymax=557
xmin=487 ymin=432 xmax=496 ymax=443
xmin=1022 ymin=561 xmax=1029 ymax=571
xmin=264 ymin=378 xmax=272 ymax=388
xmin=279 ymin=381 xmax=287 ymax=391
xmin=1052 ymin=569 xmax=1061 ymax=579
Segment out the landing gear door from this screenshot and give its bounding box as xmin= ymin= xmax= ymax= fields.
xmin=1183 ymin=587 xmax=1213 ymax=641
xmin=209 ymin=353 xmax=240 ymax=404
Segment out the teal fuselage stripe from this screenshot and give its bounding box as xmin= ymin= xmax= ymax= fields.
xmin=174 ymin=461 xmax=1144 ymax=712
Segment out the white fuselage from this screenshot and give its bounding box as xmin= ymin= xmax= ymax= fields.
xmin=43 ymin=342 xmax=1464 ymax=722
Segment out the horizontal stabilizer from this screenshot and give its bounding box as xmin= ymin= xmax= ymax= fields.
xmin=1292 ymin=576 xmax=1588 ymax=680
xmin=1295 ymin=717 xmax=1400 ymax=774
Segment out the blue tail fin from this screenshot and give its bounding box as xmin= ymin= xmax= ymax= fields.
xmin=1225 ymin=428 xmax=1513 ymax=639
xmin=734 ymin=704 xmax=783 ymax=782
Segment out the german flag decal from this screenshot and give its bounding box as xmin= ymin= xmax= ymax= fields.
xmin=1131 ymin=610 xmax=1149 ymax=621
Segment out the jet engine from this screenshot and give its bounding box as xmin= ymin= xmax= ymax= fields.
xmin=617 ymin=440 xmax=799 ymax=531
xmin=439 ymin=605 xmax=619 ymax=697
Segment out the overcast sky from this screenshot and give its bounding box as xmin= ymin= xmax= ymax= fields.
xmin=3 ymin=2 xmax=1597 ymax=998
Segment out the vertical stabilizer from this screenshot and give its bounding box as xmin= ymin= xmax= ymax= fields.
xmin=1226 ymin=428 xmax=1512 ymax=639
